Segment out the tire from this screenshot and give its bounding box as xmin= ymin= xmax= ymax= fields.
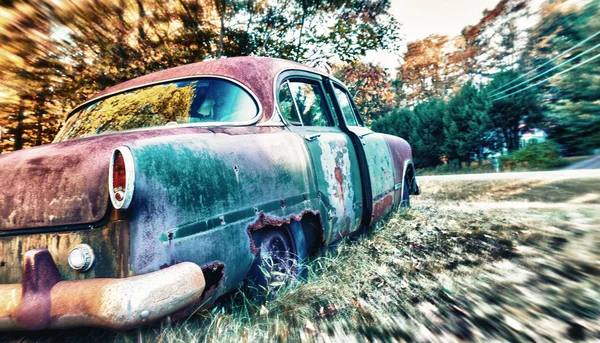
xmin=246 ymin=223 xmax=307 ymax=299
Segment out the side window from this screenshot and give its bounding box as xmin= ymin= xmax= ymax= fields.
xmin=333 ymin=86 xmax=360 ymax=127
xmin=277 ymin=80 xmax=331 ymax=127
xmin=288 ymin=81 xmax=331 ymax=127
xmin=278 ymin=82 xmax=302 ymax=125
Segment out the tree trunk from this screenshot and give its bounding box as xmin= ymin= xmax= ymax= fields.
xmin=36 ymin=112 xmax=43 ymax=146
xmin=478 ymin=143 xmax=483 ymax=166
xmin=503 ymin=130 xmax=511 ymax=152
xmin=14 ymin=98 xmax=25 ymax=151
xmin=217 ymin=0 xmax=226 ymax=58
xmin=296 ymin=0 xmax=307 ymax=60
xmin=136 ymin=0 xmax=146 ymax=43
xmin=512 ymin=127 xmax=520 ymax=152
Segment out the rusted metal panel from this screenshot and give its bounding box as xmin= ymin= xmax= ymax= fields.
xmin=0 ymin=126 xmax=213 ymax=231
xmin=289 ymin=127 xmax=363 ymax=243
xmin=0 ymin=220 xmax=130 ymax=284
xmin=0 ymin=126 xmax=284 ymax=232
xmin=124 ymin=127 xmax=318 ymax=298
xmin=348 ymin=127 xmax=396 ymax=223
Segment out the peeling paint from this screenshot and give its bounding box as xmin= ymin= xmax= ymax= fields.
xmin=317 ymin=136 xmax=357 ymax=240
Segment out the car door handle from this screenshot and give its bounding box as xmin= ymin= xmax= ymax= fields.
xmin=358 ymin=132 xmax=374 ymax=139
xmin=304 ymin=134 xmax=321 ymax=141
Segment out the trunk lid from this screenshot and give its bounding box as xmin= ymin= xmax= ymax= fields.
xmin=0 ymin=127 xmax=212 ymax=232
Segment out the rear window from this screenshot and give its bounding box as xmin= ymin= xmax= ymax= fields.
xmin=54 ymin=78 xmax=259 ymax=141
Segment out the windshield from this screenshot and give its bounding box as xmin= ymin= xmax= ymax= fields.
xmin=54 ymin=78 xmax=259 ymax=141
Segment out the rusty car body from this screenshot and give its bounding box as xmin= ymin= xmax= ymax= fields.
xmin=0 ymin=56 xmax=419 ymax=331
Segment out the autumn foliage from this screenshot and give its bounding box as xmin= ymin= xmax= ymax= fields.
xmin=0 ymin=0 xmax=597 ymax=162
xmin=0 ymin=0 xmax=400 ymax=153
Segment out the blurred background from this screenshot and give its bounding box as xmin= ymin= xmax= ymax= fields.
xmin=0 ymin=1 xmax=599 ymax=342
xmin=0 ymin=0 xmax=598 ymax=172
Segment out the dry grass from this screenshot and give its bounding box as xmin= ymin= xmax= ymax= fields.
xmin=3 ymin=178 xmax=600 ymax=342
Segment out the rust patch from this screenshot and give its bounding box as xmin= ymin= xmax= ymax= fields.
xmin=373 ymin=194 xmax=394 ymax=223
xmin=171 ymin=262 xmax=225 ymax=320
xmin=199 ymin=262 xmax=225 ymax=303
xmin=334 ymin=166 xmax=344 ymax=201
xmin=247 ymin=228 xmax=260 ymax=255
xmin=247 ymin=210 xmax=323 ymax=255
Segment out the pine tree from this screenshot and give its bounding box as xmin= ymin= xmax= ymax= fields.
xmin=485 ymin=70 xmax=543 ymax=153
xmin=443 ymin=82 xmax=492 ymax=165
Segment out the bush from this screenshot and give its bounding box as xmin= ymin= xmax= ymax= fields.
xmin=500 ymin=141 xmax=568 ymax=171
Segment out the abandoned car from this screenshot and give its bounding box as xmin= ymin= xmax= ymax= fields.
xmin=0 ymin=56 xmax=419 ymax=331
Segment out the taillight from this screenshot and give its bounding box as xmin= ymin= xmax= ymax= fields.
xmin=113 ymin=153 xmax=126 ymax=200
xmin=109 ymin=147 xmax=135 ymax=210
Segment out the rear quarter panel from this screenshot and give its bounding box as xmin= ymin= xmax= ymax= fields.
xmin=124 ymin=128 xmax=317 ymax=299
xmin=382 ymin=134 xmax=414 ymax=208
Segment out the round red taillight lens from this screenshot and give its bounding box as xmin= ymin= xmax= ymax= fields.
xmin=113 ymin=152 xmax=126 ymax=192
xmin=109 ymin=147 xmax=135 ymax=210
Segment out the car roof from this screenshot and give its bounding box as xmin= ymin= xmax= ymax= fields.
xmin=79 ymin=56 xmax=330 ymax=123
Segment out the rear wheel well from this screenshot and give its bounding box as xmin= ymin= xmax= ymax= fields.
xmin=299 ymin=213 xmax=324 ymax=256
xmin=405 ymin=163 xmax=417 ymax=194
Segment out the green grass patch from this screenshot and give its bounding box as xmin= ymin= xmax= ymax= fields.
xmin=3 ymin=179 xmax=599 ymax=342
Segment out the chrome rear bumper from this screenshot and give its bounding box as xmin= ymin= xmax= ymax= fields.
xmin=0 ymin=249 xmax=205 ymax=331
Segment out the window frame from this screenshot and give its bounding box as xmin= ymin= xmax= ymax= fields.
xmin=276 ymin=71 xmax=336 ymax=128
xmin=329 ymin=80 xmax=365 ymax=127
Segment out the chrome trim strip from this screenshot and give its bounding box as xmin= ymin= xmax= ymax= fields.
xmin=109 ymin=146 xmax=136 ymax=210
xmin=257 ymin=102 xmax=285 ymax=126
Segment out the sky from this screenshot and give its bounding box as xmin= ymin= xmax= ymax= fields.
xmin=367 ymin=0 xmax=544 ymax=75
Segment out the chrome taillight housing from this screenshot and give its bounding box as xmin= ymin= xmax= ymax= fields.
xmin=109 ymin=146 xmax=135 ymax=210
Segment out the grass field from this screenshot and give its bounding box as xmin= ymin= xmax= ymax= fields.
xmin=3 ymin=178 xmax=600 ymax=342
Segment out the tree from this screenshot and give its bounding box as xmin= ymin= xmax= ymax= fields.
xmin=0 ymin=0 xmax=402 ymax=150
xmin=407 ymin=99 xmax=446 ymax=168
xmin=450 ymin=0 xmax=532 ymax=82
xmin=526 ymin=0 xmax=600 ymax=154
xmin=0 ymin=1 xmax=65 ymax=151
xmin=246 ymin=0 xmax=400 ymax=64
xmin=394 ymin=0 xmax=531 ymax=108
xmin=485 ymin=70 xmax=543 ymax=152
xmin=396 ymin=35 xmax=456 ymax=106
xmin=372 ymin=99 xmax=446 ymax=168
xmin=371 ymin=107 xmax=411 ymax=141
xmin=443 ymin=82 xmax=492 ymax=165
xmin=335 ymin=61 xmax=395 ymax=124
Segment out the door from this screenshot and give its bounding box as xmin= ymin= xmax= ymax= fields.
xmin=327 ymin=81 xmax=396 ymax=225
xmin=277 ymin=72 xmax=363 ymax=243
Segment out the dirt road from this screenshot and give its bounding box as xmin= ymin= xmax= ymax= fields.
xmin=564 ymin=155 xmax=600 ymax=169
xmin=419 ymin=168 xmax=600 ymax=182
